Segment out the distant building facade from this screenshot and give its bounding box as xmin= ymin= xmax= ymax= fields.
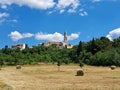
xmin=12 ymin=43 xmax=26 ymax=50
xmin=42 ymin=42 xmax=63 ymax=47
xmin=41 ymin=32 xmax=73 ymax=49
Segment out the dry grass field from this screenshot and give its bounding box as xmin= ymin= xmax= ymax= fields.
xmin=0 ymin=64 xmax=120 ymax=90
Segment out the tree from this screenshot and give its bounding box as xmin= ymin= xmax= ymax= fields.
xmin=77 ymin=41 xmax=83 ymax=57
xmin=96 ymin=37 xmax=112 ymax=51
xmin=79 ymin=60 xmax=84 ymax=68
xmin=57 ymin=60 xmax=61 ymax=71
xmin=87 ymin=38 xmax=98 ymax=55
xmin=112 ymin=37 xmax=120 ymax=48
xmin=0 ymin=57 xmax=4 ymax=69
xmin=69 ymin=47 xmax=78 ymax=63
xmin=2 ymin=45 xmax=11 ymax=55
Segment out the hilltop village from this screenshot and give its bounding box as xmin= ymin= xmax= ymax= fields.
xmin=0 ymin=33 xmax=120 ymax=67
xmin=12 ymin=32 xmax=73 ymax=50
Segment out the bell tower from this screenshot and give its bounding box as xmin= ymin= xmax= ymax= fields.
xmin=64 ymin=31 xmax=67 ymax=43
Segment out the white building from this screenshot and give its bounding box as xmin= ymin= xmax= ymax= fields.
xmin=12 ymin=43 xmax=26 ymax=50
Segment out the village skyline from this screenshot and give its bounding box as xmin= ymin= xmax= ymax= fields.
xmin=0 ymin=0 xmax=120 ymax=48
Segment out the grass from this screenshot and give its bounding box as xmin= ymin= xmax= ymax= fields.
xmin=0 ymin=81 xmax=13 ymax=90
xmin=0 ymin=64 xmax=120 ymax=90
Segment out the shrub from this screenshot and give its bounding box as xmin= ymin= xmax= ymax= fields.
xmin=79 ymin=60 xmax=84 ymax=68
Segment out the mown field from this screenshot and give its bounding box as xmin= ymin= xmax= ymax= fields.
xmin=0 ymin=64 xmax=120 ymax=90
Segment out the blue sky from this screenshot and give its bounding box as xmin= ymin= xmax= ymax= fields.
xmin=0 ymin=0 xmax=120 ymax=48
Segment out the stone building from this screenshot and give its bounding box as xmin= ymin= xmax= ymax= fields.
xmin=41 ymin=32 xmax=73 ymax=49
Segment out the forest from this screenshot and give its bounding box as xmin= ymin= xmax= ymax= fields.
xmin=0 ymin=36 xmax=120 ymax=66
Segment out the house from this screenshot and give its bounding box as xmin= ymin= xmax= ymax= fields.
xmin=12 ymin=43 xmax=26 ymax=50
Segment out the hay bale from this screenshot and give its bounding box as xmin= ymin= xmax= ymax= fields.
xmin=110 ymin=65 xmax=116 ymax=70
xmin=76 ymin=70 xmax=84 ymax=76
xmin=16 ymin=65 xmax=21 ymax=69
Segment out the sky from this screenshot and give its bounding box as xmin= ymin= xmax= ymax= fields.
xmin=0 ymin=0 xmax=120 ymax=48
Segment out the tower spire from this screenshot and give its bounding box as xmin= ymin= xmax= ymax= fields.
xmin=64 ymin=31 xmax=67 ymax=43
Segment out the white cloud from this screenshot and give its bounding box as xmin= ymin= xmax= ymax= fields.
xmin=68 ymin=8 xmax=76 ymax=13
xmin=0 ymin=0 xmax=103 ymax=15
xmin=60 ymin=9 xmax=65 ymax=14
xmin=0 ymin=12 xmax=9 ymax=18
xmin=57 ymin=0 xmax=79 ymax=9
xmin=79 ymin=11 xmax=88 ymax=16
xmin=35 ymin=32 xmax=64 ymax=42
xmin=0 ymin=0 xmax=55 ymax=10
xmin=0 ymin=0 xmax=80 ymax=14
xmin=8 ymin=31 xmax=23 ymax=41
xmin=8 ymin=31 xmax=34 ymax=41
xmin=68 ymin=33 xmax=80 ymax=40
xmin=48 ymin=11 xmax=53 ymax=14
xmin=9 ymin=19 xmax=18 ymax=23
xmin=1 ymin=0 xmax=114 ymax=15
xmin=0 ymin=12 xmax=9 ymax=24
xmin=106 ymin=28 xmax=120 ymax=41
xmin=92 ymin=0 xmax=101 ymax=3
xmin=1 ymin=4 xmax=7 ymax=9
xmin=57 ymin=0 xmax=80 ymax=14
xmin=79 ymin=9 xmax=88 ymax=16
xmin=23 ymin=33 xmax=34 ymax=38
xmin=35 ymin=32 xmax=79 ymax=41
xmin=9 ymin=31 xmax=79 ymax=42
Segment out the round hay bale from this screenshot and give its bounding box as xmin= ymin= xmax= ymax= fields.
xmin=110 ymin=65 xmax=116 ymax=70
xmin=76 ymin=70 xmax=84 ymax=76
xmin=16 ymin=65 xmax=21 ymax=69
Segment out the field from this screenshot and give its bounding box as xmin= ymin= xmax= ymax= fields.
xmin=0 ymin=64 xmax=120 ymax=90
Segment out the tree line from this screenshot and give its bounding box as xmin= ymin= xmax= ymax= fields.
xmin=0 ymin=36 xmax=120 ymax=66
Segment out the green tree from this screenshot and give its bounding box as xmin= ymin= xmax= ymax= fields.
xmin=112 ymin=37 xmax=120 ymax=48
xmin=87 ymin=38 xmax=98 ymax=55
xmin=2 ymin=45 xmax=11 ymax=55
xmin=0 ymin=57 xmax=4 ymax=68
xmin=77 ymin=41 xmax=83 ymax=57
xmin=57 ymin=60 xmax=61 ymax=71
xmin=79 ymin=60 xmax=84 ymax=68
xmin=96 ymin=37 xmax=112 ymax=51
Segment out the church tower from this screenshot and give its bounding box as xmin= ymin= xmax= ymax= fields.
xmin=64 ymin=31 xmax=67 ymax=43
